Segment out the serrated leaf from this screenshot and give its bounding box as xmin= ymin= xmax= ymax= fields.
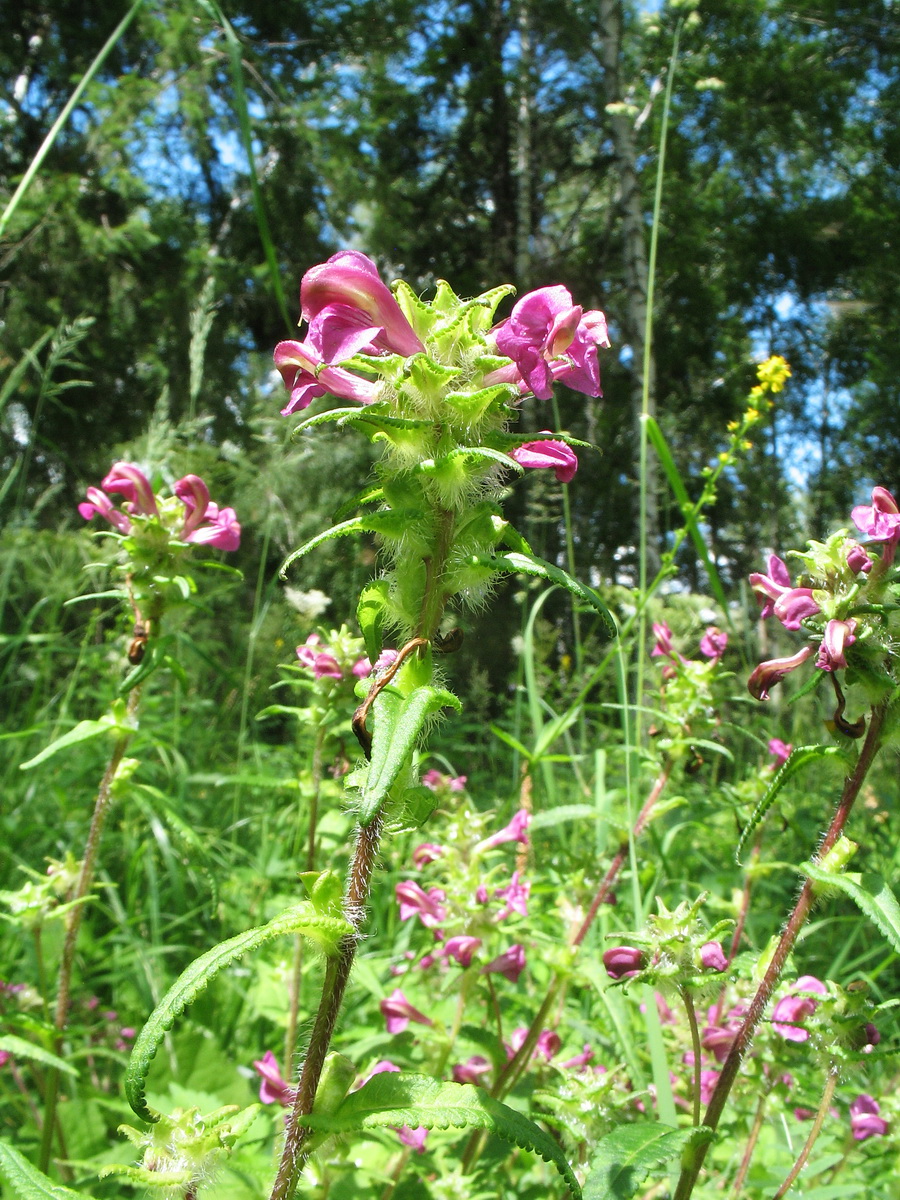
xmin=444 ymin=385 xmax=515 ymax=424
xmin=360 ymin=685 xmax=461 ymax=825
xmin=467 ymin=552 xmax=617 ymax=640
xmin=19 ymin=705 xmax=134 ymax=770
xmin=419 ymin=445 xmax=522 ymax=477
xmin=735 ymin=745 xmax=852 ymax=863
xmin=302 ymin=1073 xmax=582 ymax=1199
xmin=584 ymin=1122 xmax=710 ymax=1199
xmin=801 ymin=866 xmax=900 ymax=954
xmin=357 ymin=580 xmax=391 ymax=663
xmin=125 ymin=903 xmax=352 ymax=1123
xmin=0 ymin=1036 xmax=78 ymax=1077
xmin=280 ymin=517 xmax=367 ymax=576
xmin=0 ymin=1142 xmax=98 ymax=1199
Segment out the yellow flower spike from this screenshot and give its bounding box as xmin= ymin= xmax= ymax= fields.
xmin=726 ymin=420 xmax=739 ymax=432
xmin=742 ymin=440 xmax=753 ymax=451
xmin=756 ymin=354 xmax=791 ymax=392
xmin=718 ymin=451 xmax=729 ymax=464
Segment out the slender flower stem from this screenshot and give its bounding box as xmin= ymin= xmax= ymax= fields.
xmin=573 ymin=759 xmax=671 ymax=946
xmin=772 ymin=1068 xmax=838 ymax=1200
xmin=269 ymin=816 xmax=384 ymax=1200
xmin=673 ymin=701 xmax=887 ymax=1200
xmin=711 ymin=834 xmax=761 ymax=1025
xmin=680 ymin=987 xmax=702 ymax=1127
xmin=730 ymin=1093 xmax=768 ymax=1198
xmin=39 ymin=683 xmax=142 ymax=1173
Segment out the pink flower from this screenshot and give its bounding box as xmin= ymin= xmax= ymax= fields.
xmin=850 ymin=1094 xmax=888 ymax=1140
xmin=494 ymin=871 xmax=530 ymax=920
xmin=852 ymin=486 xmax=900 ymax=550
xmin=182 ymin=501 xmax=241 ymax=551
xmin=253 ymin=1050 xmax=293 ymax=1106
xmin=699 ymin=627 xmax=728 ymax=660
xmin=452 ymin=1056 xmax=492 ymax=1084
xmin=699 ymin=941 xmax=728 ymax=972
xmin=412 ymin=843 xmax=445 ymax=869
xmin=482 ymin=944 xmax=526 ymax=983
xmin=101 ymin=463 xmax=158 ymax=516
xmin=300 ymin=251 xmax=425 ymax=359
xmin=650 ymin=621 xmax=677 ymax=660
xmin=768 ymin=738 xmax=792 ymax=766
xmin=815 ymin=618 xmax=857 ymax=672
xmin=396 ymin=1125 xmax=428 ymax=1152
xmin=475 ymin=884 xmax=490 ymax=904
xmin=274 ymin=338 xmax=379 ymax=415
xmin=506 ymin=1027 xmax=561 ymax=1061
xmin=603 ymin=946 xmax=644 ymax=979
xmin=748 ymin=646 xmax=814 ymax=701
xmin=699 ymin=1069 xmax=719 ymax=1106
xmin=749 ymin=555 xmax=821 ymax=630
xmin=421 ymin=769 xmax=467 ymax=793
xmin=560 ymin=1044 xmax=595 ymax=1071
xmin=510 ymin=437 xmax=578 ymax=483
xmin=395 ymin=881 xmax=447 ymax=928
xmin=846 ymin=541 xmax=873 ymax=574
xmin=358 ymin=1059 xmax=401 ymax=1088
xmin=296 ymin=634 xmax=343 ymax=680
xmin=490 ymin=286 xmax=609 ymax=400
xmin=78 ymin=486 xmax=132 ymax=532
xmin=772 ymin=976 xmax=827 ymax=1042
xmin=380 ymin=989 xmax=434 ymax=1034
xmin=475 ymin=809 xmax=531 ymax=853
xmin=443 ymin=936 xmax=482 ymax=967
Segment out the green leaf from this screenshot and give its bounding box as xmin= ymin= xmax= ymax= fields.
xmin=357 ymin=580 xmax=391 ymax=663
xmin=0 ymin=1142 xmax=98 ymax=1199
xmin=644 ymin=417 xmax=730 ymax=620
xmin=735 ymin=744 xmax=852 ymax=863
xmin=280 ymin=517 xmax=367 ymax=576
xmin=0 ymin=1036 xmax=78 ymax=1077
xmin=801 ymin=866 xmax=900 ymax=954
xmin=531 ymin=804 xmax=599 ymax=829
xmin=19 ymin=703 xmax=134 ymax=770
xmin=125 ymin=902 xmax=352 ymax=1123
xmin=584 ymin=1123 xmax=710 ymax=1199
xmin=302 ymin=1073 xmax=582 ymax=1199
xmin=467 ymin=552 xmax=617 ymax=641
xmin=360 ymin=685 xmax=461 ymax=825
xmin=419 ymin=445 xmax=523 ymax=476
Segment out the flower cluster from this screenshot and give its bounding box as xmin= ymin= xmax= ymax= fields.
xmin=648 ymin=621 xmax=729 ymax=764
xmin=275 ymin=253 xmax=610 ymax=645
xmin=295 ymin=627 xmax=397 ymax=683
xmin=748 ymin=486 xmax=900 ymax=704
xmin=79 ymin=462 xmax=240 ymax=626
xmin=601 ymin=895 xmax=733 ymax=994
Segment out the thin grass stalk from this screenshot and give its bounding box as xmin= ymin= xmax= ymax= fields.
xmin=673 ymin=701 xmax=888 ymax=1199
xmin=0 ymin=0 xmax=145 ymax=239
xmin=772 ymin=1068 xmax=839 ymax=1199
xmin=729 ymin=1092 xmax=768 ymax=1198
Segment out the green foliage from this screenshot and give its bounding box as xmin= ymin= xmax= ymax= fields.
xmin=584 ymin=1123 xmax=711 ymax=1200
xmin=0 ymin=1143 xmax=97 ymax=1200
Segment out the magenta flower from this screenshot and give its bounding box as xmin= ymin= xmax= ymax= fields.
xmin=560 ymin=1044 xmax=595 ymax=1071
xmin=852 ymin=486 xmax=900 ymax=545
xmin=452 ymin=1055 xmax=492 ymax=1084
xmin=748 ymin=645 xmax=814 ymax=701
xmin=274 ymin=338 xmax=379 ymax=415
xmin=395 ymin=880 xmax=447 ymax=929
xmin=296 ymin=634 xmax=343 ymax=680
xmin=699 ymin=941 xmax=728 ymax=972
xmin=490 ymin=286 xmax=609 ymax=400
xmin=506 ymin=1027 xmax=561 ymax=1061
xmin=78 ymin=486 xmax=132 ymax=532
xmin=380 ymin=988 xmax=434 ymax=1035
xmin=816 ymin=617 xmax=857 ymax=672
xmin=253 ymin=1050 xmax=293 ymax=1106
xmin=475 ymin=808 xmax=531 ymax=853
xmin=850 ymin=1094 xmax=889 ymax=1140
xmin=352 ymin=648 xmax=399 ymax=677
xmin=183 ymin=501 xmax=241 ymax=551
xmin=300 ymin=251 xmax=425 ymax=358
xmin=475 ymin=884 xmax=490 ymax=904
xmin=412 ymin=842 xmax=445 ymax=869
xmin=443 ymin=936 xmax=482 ymax=967
xmin=510 ymin=437 xmax=578 ymax=483
xmin=768 ymin=738 xmax=792 ymax=766
xmin=495 ymin=871 xmax=530 ymax=920
xmin=750 ymin=556 xmax=820 ymax=629
xmin=773 ymin=588 xmax=821 ymax=631
xmin=358 ymin=1059 xmax=401 ymax=1088
xmin=772 ymin=976 xmax=827 ymax=1042
xmin=396 ymin=1125 xmax=428 ymax=1152
xmin=699 ymin=627 xmax=728 ymax=660
xmin=846 ymin=541 xmax=873 ymax=574
xmin=482 ymin=944 xmax=526 ymax=983
xmin=602 ymin=946 xmax=644 ymax=979
xmin=650 ymin=621 xmax=682 ymax=662
xmin=101 ymin=462 xmax=158 ymax=516
xmin=699 ymin=1069 xmax=720 ymax=1106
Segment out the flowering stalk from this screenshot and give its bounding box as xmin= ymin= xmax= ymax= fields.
xmin=773 ymin=1067 xmax=839 ymax=1200
xmin=672 ymin=699 xmax=888 ymax=1200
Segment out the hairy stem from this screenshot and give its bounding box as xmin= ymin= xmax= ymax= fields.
xmin=673 ymin=701 xmax=887 ymax=1200
xmin=773 ymin=1068 xmax=838 ymax=1200
xmin=39 ymin=683 xmax=141 ymax=1173
xmin=269 ymin=816 xmax=383 ymax=1200
xmin=680 ymin=987 xmax=702 ymax=1127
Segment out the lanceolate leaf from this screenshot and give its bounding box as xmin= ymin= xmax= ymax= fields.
xmin=357 ymin=580 xmax=391 ymax=663
xmin=360 ymin=686 xmax=461 ymax=825
xmin=280 ymin=517 xmax=367 ymax=576
xmin=801 ymin=866 xmax=900 ymax=954
xmin=19 ymin=702 xmax=135 ymax=771
xmin=584 ymin=1123 xmax=711 ymax=1199
xmin=467 ymin=552 xmax=617 ymax=641
xmin=302 ymin=1073 xmax=582 ymax=1200
xmin=735 ymin=745 xmax=852 ymax=863
xmin=0 ymin=1141 xmax=97 ymax=1199
xmin=0 ymin=1036 xmax=78 ymax=1077
xmin=125 ymin=903 xmax=352 ymax=1123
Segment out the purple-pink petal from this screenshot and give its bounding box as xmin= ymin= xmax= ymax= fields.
xmin=510 ymin=438 xmax=578 ymax=483
xmin=300 ymin=251 xmax=424 ymax=358
xmin=253 ymin=1050 xmax=293 ymax=1106
xmin=748 ymin=646 xmax=814 ymax=701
